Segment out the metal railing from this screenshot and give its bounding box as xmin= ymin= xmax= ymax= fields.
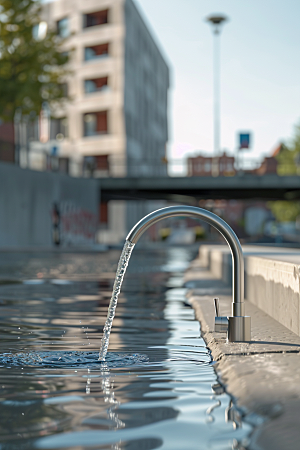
xmin=10 ymin=146 xmax=300 ymax=179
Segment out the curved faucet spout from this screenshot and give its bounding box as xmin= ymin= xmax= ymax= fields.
xmin=126 ymin=206 xmax=251 ymax=342
xmin=127 ymin=205 xmax=244 ymax=313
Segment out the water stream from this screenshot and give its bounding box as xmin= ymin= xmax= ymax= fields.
xmin=99 ymin=240 xmax=135 ymax=361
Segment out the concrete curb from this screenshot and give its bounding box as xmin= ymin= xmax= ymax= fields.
xmin=196 ymin=244 xmax=300 ymax=336
xmin=184 ymin=257 xmax=300 ymax=450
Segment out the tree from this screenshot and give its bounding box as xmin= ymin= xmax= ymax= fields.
xmin=268 ymin=200 xmax=300 ymax=223
xmin=276 ymin=124 xmax=300 ymax=176
xmin=0 ymin=0 xmax=69 ymax=122
xmin=269 ymin=122 xmax=300 ymax=222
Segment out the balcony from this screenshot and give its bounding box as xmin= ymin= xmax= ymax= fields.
xmin=83 ymin=111 xmax=108 ymax=137
xmin=84 ymin=44 xmax=109 ymax=62
xmin=84 ymin=77 xmax=109 ymax=94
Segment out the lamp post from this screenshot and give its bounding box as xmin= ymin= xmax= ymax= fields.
xmin=206 ymin=14 xmax=228 ymax=176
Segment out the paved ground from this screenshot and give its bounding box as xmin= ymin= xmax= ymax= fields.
xmin=185 ymin=257 xmax=300 ymax=450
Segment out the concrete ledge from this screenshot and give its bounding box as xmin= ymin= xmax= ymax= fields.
xmin=184 ymin=261 xmax=300 ymax=450
xmin=197 ymin=244 xmax=300 ymax=336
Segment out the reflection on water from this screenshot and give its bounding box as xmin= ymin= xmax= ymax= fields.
xmin=0 ymin=247 xmax=252 ymax=449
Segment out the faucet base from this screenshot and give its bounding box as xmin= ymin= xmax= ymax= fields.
xmin=228 ymin=316 xmax=251 ymax=342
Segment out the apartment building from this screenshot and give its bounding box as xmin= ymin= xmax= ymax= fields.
xmin=39 ymin=0 xmax=169 ymax=242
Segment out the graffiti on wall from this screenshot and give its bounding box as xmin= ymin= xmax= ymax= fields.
xmin=52 ymin=201 xmax=98 ymax=246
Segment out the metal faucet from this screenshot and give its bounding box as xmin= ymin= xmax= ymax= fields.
xmin=126 ymin=206 xmax=251 ymax=342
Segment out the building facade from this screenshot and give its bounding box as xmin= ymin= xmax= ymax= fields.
xmin=187 ymin=148 xmax=280 ymax=178
xmin=38 ymin=0 xmax=169 ymax=242
xmin=0 ymin=122 xmax=14 ymax=163
xmin=187 ymin=152 xmax=236 ymax=177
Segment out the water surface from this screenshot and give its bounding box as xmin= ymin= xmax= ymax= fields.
xmin=0 ymin=247 xmax=251 ymax=449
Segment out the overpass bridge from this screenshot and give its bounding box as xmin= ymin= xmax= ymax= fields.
xmin=99 ymin=174 xmax=300 ymax=202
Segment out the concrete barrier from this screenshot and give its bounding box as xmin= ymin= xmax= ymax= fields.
xmin=0 ymin=162 xmax=99 ymax=248
xmin=198 ymin=243 xmax=300 ymax=336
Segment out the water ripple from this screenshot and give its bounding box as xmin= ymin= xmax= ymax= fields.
xmin=0 ymin=351 xmax=149 ymax=369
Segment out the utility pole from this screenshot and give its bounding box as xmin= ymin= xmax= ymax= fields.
xmin=206 ymin=14 xmax=228 ymax=176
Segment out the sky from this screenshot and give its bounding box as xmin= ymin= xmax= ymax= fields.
xmin=44 ymin=0 xmax=300 ymax=172
xmin=133 ymin=0 xmax=300 ymax=169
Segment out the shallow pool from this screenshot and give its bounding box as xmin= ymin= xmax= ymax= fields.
xmin=0 ymin=247 xmax=252 ymax=449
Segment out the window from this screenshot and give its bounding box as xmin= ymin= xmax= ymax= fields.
xmin=83 ymin=9 xmax=109 ymax=28
xmin=84 ymin=77 xmax=108 ymax=94
xmin=95 ymin=155 xmax=109 ymax=171
xmin=59 ymin=157 xmax=69 ymax=174
xmin=50 ymin=118 xmax=68 ymax=140
xmin=84 ymin=44 xmax=109 ymax=61
xmin=83 ymin=155 xmax=109 ymax=177
xmin=83 ymin=112 xmax=108 ymax=136
xmin=0 ymin=122 xmax=14 ymax=163
xmin=57 ymin=18 xmax=69 ymax=38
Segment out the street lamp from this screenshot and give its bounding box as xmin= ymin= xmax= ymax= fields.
xmin=206 ymin=14 xmax=228 ymax=176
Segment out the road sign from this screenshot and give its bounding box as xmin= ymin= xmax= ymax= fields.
xmin=239 ymin=133 xmax=251 ymax=150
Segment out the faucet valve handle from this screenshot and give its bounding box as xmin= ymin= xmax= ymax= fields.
xmin=214 ymin=297 xmax=228 ymax=333
xmin=214 ymin=297 xmax=220 ymax=317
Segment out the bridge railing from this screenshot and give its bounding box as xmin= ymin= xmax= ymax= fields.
xmin=21 ymin=150 xmax=300 ymax=178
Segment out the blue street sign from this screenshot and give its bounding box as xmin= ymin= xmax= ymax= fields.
xmin=239 ymin=133 xmax=251 ymax=149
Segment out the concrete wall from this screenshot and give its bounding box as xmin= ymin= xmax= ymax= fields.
xmin=198 ymin=244 xmax=300 ymax=337
xmin=0 ymin=163 xmax=98 ymax=248
xmin=199 ymin=245 xmax=232 ymax=286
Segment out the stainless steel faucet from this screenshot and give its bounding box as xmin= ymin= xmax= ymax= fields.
xmin=126 ymin=206 xmax=251 ymax=342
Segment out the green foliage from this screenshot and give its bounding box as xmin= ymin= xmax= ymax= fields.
xmin=276 ymin=144 xmax=296 ymax=176
xmin=269 ymin=122 xmax=300 ymax=222
xmin=0 ymin=0 xmax=69 ymax=121
xmin=268 ymin=200 xmax=300 ymax=223
xmin=159 ymin=227 xmax=171 ymax=241
xmin=194 ymin=225 xmax=206 ymax=240
xmin=276 ymin=124 xmax=300 ymax=176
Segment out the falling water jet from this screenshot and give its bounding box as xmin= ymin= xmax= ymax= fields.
xmin=99 ymin=241 xmax=135 ymax=361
